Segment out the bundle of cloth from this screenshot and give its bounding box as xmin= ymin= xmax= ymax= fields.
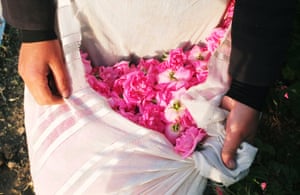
xmin=23 ymin=0 xmax=257 ymax=194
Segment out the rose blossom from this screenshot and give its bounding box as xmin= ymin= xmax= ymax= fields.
xmin=206 ymin=27 xmax=225 ymax=52
xmin=137 ymin=58 xmax=160 ymax=75
xmin=187 ymin=45 xmax=210 ymax=62
xmin=284 ymin=92 xmax=289 ymax=99
xmin=113 ymin=60 xmax=133 ymax=76
xmin=122 ymin=71 xmax=155 ymax=105
xmin=139 ymin=102 xmax=166 ymax=133
xmin=167 ymin=48 xmax=186 ymax=70
xmin=157 ymin=67 xmax=192 ymax=90
xmin=165 ymin=122 xmax=184 ymax=145
xmin=86 ymin=75 xmax=110 ymax=97
xmin=164 ymin=99 xmax=186 ymax=122
xmin=112 ymin=77 xmax=127 ymax=97
xmin=179 ymin=109 xmax=196 ymax=129
xmin=175 ymin=127 xmax=207 ymax=158
xmin=81 ymin=52 xmax=93 ymax=74
xmin=260 ymin=182 xmax=267 ymax=191
xmin=155 ymin=84 xmax=174 ymax=107
xmin=98 ymin=66 xmax=118 ymax=88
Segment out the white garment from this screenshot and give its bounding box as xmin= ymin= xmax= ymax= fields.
xmin=24 ymin=0 xmax=257 ymax=194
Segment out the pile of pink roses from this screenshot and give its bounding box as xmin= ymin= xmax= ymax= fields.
xmin=82 ymin=0 xmax=234 ymax=158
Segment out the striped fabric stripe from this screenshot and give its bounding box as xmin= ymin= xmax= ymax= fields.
xmin=29 ymin=88 xmax=111 ymax=171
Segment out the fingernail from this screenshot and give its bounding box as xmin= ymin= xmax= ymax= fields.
xmin=62 ymin=90 xmax=70 ymax=98
xmin=228 ymin=159 xmax=236 ymax=169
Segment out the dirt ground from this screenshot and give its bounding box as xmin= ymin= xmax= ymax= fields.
xmin=0 ymin=27 xmax=34 ymax=195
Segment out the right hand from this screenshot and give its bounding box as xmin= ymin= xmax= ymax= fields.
xmin=18 ymin=39 xmax=71 ymax=105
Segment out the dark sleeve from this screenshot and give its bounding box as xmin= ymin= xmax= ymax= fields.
xmin=227 ymin=0 xmax=297 ymax=110
xmin=1 ymin=0 xmax=57 ymax=42
xmin=229 ymin=0 xmax=296 ymax=86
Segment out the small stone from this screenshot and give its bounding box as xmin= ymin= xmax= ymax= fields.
xmin=7 ymin=161 xmax=16 ymax=169
xmin=16 ymin=127 xmax=25 ymax=135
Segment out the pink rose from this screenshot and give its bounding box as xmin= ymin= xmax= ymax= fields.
xmin=165 ymin=122 xmax=184 ymax=145
xmin=122 ymin=71 xmax=155 ymax=105
xmin=260 ymin=182 xmax=267 ymax=191
xmin=206 ymin=28 xmax=225 ymax=52
xmin=167 ymin=48 xmax=186 ymax=70
xmin=140 ymin=102 xmax=166 ymax=133
xmin=81 ymin=52 xmax=93 ymax=74
xmin=112 ymin=77 xmax=127 ymax=97
xmin=108 ymin=92 xmax=128 ymax=110
xmin=99 ymin=66 xmax=118 ymax=88
xmin=155 ymin=84 xmax=174 ymax=107
xmin=137 ymin=58 xmax=160 ymax=75
xmin=179 ymin=110 xmax=196 ymax=129
xmin=86 ymin=75 xmax=110 ymax=97
xmin=175 ymin=127 xmax=207 ymax=158
xmin=158 ymin=67 xmax=192 ymax=90
xmin=113 ymin=60 xmax=133 ymax=76
xmin=165 ymin=99 xmax=186 ymax=122
xmin=187 ymin=45 xmax=210 ymax=62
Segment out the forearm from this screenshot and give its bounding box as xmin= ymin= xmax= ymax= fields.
xmin=1 ymin=0 xmax=57 ymax=42
xmin=227 ymin=0 xmax=297 ymax=110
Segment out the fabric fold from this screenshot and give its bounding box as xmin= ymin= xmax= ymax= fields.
xmin=23 ymin=0 xmax=258 ymax=194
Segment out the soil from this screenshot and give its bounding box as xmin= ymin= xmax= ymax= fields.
xmin=0 ymin=26 xmax=34 ymax=195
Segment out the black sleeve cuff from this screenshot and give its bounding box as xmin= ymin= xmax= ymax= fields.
xmin=21 ymin=30 xmax=57 ymax=43
xmin=226 ymin=79 xmax=270 ymax=111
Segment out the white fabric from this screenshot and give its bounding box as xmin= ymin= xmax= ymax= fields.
xmin=72 ymin=0 xmax=231 ymax=66
xmin=24 ymin=1 xmax=258 ymax=194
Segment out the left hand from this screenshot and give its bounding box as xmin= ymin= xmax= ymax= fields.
xmin=220 ymin=96 xmax=260 ymax=169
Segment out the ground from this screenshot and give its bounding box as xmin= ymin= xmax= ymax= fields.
xmin=0 ymin=26 xmax=34 ymax=195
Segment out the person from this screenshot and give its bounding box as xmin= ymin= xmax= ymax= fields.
xmin=1 ymin=0 xmax=297 ymax=188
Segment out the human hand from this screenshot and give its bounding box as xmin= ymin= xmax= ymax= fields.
xmin=220 ymin=96 xmax=259 ymax=169
xmin=18 ymin=39 xmax=70 ymax=105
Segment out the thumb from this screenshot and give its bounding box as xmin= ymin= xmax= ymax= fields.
xmin=220 ymin=96 xmax=259 ymax=169
xmin=221 ymin=125 xmax=243 ymax=169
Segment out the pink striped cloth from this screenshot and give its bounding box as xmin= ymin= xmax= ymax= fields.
xmin=23 ymin=0 xmax=257 ymax=194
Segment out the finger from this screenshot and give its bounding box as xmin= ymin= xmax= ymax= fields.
xmin=27 ymin=74 xmax=64 ymax=105
xmin=48 ymin=42 xmax=71 ymax=98
xmin=221 ymin=134 xmax=241 ymax=169
xmin=50 ymin=63 xmax=70 ymax=98
xmin=221 ymin=96 xmax=234 ymax=111
xmin=221 ymin=117 xmax=244 ymax=169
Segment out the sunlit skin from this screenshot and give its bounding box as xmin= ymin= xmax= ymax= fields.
xmin=221 ymin=95 xmax=259 ymax=169
xmin=18 ymin=40 xmax=70 ymax=105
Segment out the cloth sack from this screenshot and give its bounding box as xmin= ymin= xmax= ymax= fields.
xmin=23 ymin=0 xmax=257 ymax=194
